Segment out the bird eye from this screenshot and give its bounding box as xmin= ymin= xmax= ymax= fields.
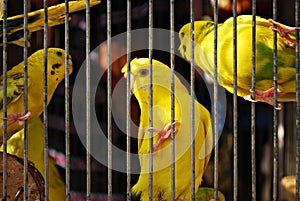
xmin=180 ymin=32 xmax=185 ymax=39
xmin=139 ymin=69 xmax=149 ymax=77
xmin=55 ymin=51 xmax=63 ymax=57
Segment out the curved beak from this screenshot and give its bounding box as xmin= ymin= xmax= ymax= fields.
xmin=121 ymin=65 xmax=135 ymax=90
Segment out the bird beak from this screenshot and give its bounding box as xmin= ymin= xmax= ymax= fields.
xmin=121 ymin=65 xmax=135 ymax=90
xmin=68 ymin=58 xmax=73 ymax=75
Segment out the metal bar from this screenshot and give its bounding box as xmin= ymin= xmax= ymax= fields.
xmin=189 ymin=0 xmax=195 ymax=200
xmin=232 ymin=0 xmax=238 ymax=200
xmin=23 ymin=0 xmax=29 ymax=200
xmin=107 ymin=0 xmax=112 ymax=200
xmin=86 ymin=0 xmax=91 ymax=200
xmin=126 ymin=0 xmax=132 ymax=200
xmin=213 ymin=0 xmax=219 ymax=200
xmin=251 ymin=2 xmax=256 ymax=200
xmin=2 ymin=0 xmax=7 ymax=198
xmin=170 ymin=0 xmax=175 ymax=200
xmin=148 ymin=0 xmax=153 ymax=200
xmin=43 ymin=0 xmax=49 ymax=199
xmin=272 ymin=0 xmax=279 ymax=200
xmin=64 ymin=0 xmax=71 ymax=200
xmin=296 ymin=0 xmax=300 ymax=199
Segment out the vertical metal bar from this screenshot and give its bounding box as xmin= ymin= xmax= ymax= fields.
xmin=86 ymin=0 xmax=91 ymax=200
xmin=272 ymin=0 xmax=279 ymax=200
xmin=23 ymin=0 xmax=29 ymax=200
xmin=43 ymin=0 xmax=49 ymax=199
xmin=296 ymin=0 xmax=300 ymax=200
xmin=213 ymin=0 xmax=219 ymax=200
xmin=170 ymin=0 xmax=175 ymax=200
xmin=148 ymin=0 xmax=153 ymax=200
xmin=64 ymin=0 xmax=71 ymax=200
xmin=251 ymin=1 xmax=256 ymax=200
xmin=2 ymin=0 xmax=7 ymax=199
xmin=107 ymin=0 xmax=112 ymax=200
xmin=126 ymin=0 xmax=131 ymax=200
xmin=189 ymin=0 xmax=195 ymax=201
xmin=232 ymin=0 xmax=238 ymax=200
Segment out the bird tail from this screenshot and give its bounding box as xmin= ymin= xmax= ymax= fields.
xmin=0 ymin=0 xmax=101 ymax=46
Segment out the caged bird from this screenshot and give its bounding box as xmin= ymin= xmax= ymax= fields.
xmin=179 ymin=15 xmax=298 ymax=109
xmin=0 ymin=0 xmax=101 ymax=46
xmin=0 ymin=48 xmax=73 ymax=145
xmin=122 ymin=58 xmax=213 ymax=201
xmin=0 ymin=118 xmax=66 ymax=201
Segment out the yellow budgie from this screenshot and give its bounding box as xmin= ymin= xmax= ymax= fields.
xmin=0 ymin=118 xmax=66 ymax=201
xmin=0 ymin=48 xmax=73 ymax=145
xmin=179 ymin=15 xmax=298 ymax=109
xmin=0 ymin=0 xmax=101 ymax=46
xmin=122 ymin=58 xmax=213 ymax=201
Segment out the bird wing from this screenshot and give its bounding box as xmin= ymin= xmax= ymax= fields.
xmin=0 ymin=72 xmax=31 ymax=110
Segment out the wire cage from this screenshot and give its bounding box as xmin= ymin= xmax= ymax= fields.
xmin=0 ymin=0 xmax=299 ymax=201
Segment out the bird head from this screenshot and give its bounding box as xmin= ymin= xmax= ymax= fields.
xmin=121 ymin=58 xmax=171 ymax=96
xmin=28 ymin=48 xmax=73 ymax=85
xmin=179 ymin=21 xmax=214 ymax=60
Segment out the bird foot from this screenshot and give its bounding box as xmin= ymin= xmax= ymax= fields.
xmin=0 ymin=112 xmax=32 ymax=126
xmin=244 ymin=87 xmax=282 ymax=110
xmin=146 ymin=120 xmax=180 ymax=152
xmin=268 ymin=19 xmax=298 ymax=47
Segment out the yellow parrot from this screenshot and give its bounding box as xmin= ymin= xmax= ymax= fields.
xmin=0 ymin=0 xmax=101 ymax=46
xmin=179 ymin=15 xmax=298 ymax=109
xmin=122 ymin=58 xmax=213 ymax=201
xmin=0 ymin=48 xmax=73 ymax=145
xmin=0 ymin=118 xmax=66 ymax=201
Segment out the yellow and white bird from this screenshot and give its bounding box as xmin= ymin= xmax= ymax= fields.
xmin=0 ymin=118 xmax=66 ymax=201
xmin=122 ymin=58 xmax=213 ymax=201
xmin=0 ymin=48 xmax=73 ymax=145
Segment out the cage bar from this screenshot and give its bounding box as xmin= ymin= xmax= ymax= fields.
xmin=64 ymin=0 xmax=71 ymax=200
xmin=107 ymin=0 xmax=112 ymax=200
xmin=148 ymin=0 xmax=154 ymax=200
xmin=86 ymin=0 xmax=91 ymax=200
xmin=126 ymin=0 xmax=132 ymax=201
xmin=2 ymin=0 xmax=8 ymax=198
xmin=170 ymin=0 xmax=175 ymax=200
xmin=232 ymin=0 xmax=238 ymax=201
xmin=189 ymin=0 xmax=195 ymax=200
xmin=42 ymin=0 xmax=49 ymax=199
xmin=213 ymin=0 xmax=219 ymax=200
xmin=272 ymin=0 xmax=279 ymax=200
xmin=251 ymin=1 xmax=257 ymax=200
xmin=296 ymin=0 xmax=300 ymax=200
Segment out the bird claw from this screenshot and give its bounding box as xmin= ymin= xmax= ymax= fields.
xmin=0 ymin=111 xmax=32 ymax=126
xmin=268 ymin=19 xmax=298 ymax=47
xmin=146 ymin=120 xmax=180 ymax=152
xmin=244 ymin=88 xmax=282 ymax=110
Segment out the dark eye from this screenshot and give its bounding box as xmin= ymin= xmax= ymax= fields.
xmin=55 ymin=51 xmax=63 ymax=57
xmin=139 ymin=69 xmax=149 ymax=77
xmin=180 ymin=32 xmax=185 ymax=39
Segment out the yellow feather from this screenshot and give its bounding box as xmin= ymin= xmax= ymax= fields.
xmin=122 ymin=58 xmax=213 ymax=201
xmin=0 ymin=48 xmax=73 ymax=145
xmin=0 ymin=118 xmax=66 ymax=201
xmin=179 ymin=15 xmax=297 ymax=106
xmin=1 ymin=0 xmax=101 ymax=46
